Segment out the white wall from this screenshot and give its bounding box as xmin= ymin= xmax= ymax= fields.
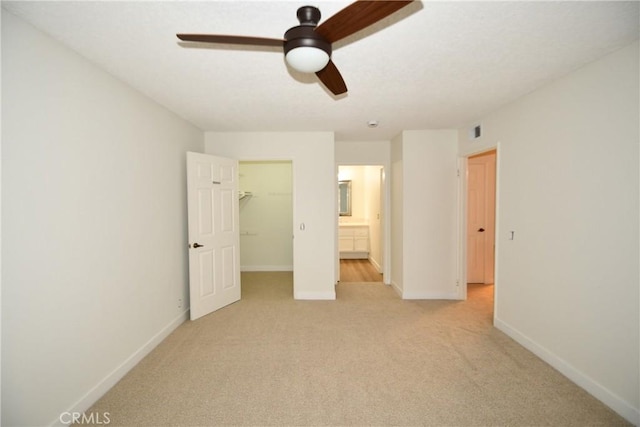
xmin=1 ymin=8 xmax=4 ymax=417
xmin=394 ymin=130 xmax=459 ymax=299
xmin=2 ymin=11 xmax=204 ymax=426
xmin=364 ymin=166 xmax=383 ymax=271
xmin=335 ymin=140 xmax=390 ymax=165
xmin=390 ymin=134 xmax=404 ymax=293
xmin=238 ymin=161 xmax=293 ymax=271
xmin=205 ymin=132 xmax=336 ymax=299
xmin=458 ymin=41 xmax=639 ymax=424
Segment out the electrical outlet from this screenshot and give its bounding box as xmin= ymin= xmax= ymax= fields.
xmin=178 ymin=298 xmax=183 ymax=309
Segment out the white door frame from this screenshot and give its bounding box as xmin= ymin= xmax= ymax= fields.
xmin=457 ymin=144 xmax=500 ymax=320
xmin=237 ymin=157 xmax=295 ymax=289
xmin=335 ymin=163 xmax=391 ymax=284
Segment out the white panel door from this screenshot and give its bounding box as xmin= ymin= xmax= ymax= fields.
xmin=187 ymin=152 xmax=240 ymax=320
xmin=467 ymin=160 xmax=486 ymax=283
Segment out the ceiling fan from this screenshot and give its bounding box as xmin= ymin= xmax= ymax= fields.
xmin=177 ymin=0 xmax=414 ymax=96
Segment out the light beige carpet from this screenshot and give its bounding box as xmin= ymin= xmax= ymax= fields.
xmin=85 ymin=272 xmax=630 ymax=426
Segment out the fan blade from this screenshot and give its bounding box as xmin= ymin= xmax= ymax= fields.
xmin=177 ymin=34 xmax=284 ymax=47
xmin=315 ymin=0 xmax=413 ymax=44
xmin=316 ymin=60 xmax=347 ymax=96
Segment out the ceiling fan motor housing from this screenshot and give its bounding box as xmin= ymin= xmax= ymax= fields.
xmin=297 ymin=5 xmax=321 ymax=26
xmin=284 ymin=6 xmax=331 ymax=58
xmin=283 ymin=25 xmax=331 ymax=57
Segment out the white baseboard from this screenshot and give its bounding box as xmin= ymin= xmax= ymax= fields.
xmin=241 ymin=265 xmax=293 ymax=272
xmin=389 ymin=283 xmax=459 ymax=300
xmin=390 ymin=281 xmax=403 ymax=297
xmin=294 ymin=290 xmax=336 ymax=300
xmin=494 ymin=317 xmax=640 ymax=425
xmin=402 ymin=291 xmax=459 ymax=300
xmin=369 ymin=256 xmax=382 ymax=273
xmin=53 ymin=310 xmax=189 ymax=426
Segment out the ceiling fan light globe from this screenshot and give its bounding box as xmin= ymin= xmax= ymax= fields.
xmin=285 ymin=47 xmax=330 ymax=73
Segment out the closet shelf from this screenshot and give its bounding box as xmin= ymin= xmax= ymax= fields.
xmin=239 ymin=191 xmax=253 ymax=200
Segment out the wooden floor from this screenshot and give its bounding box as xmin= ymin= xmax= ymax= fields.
xmin=339 ymin=259 xmax=383 ymax=282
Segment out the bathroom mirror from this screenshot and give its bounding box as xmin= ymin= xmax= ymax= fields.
xmin=338 ymin=180 xmax=352 ymax=216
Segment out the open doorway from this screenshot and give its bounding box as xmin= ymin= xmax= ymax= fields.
xmin=337 ymin=165 xmax=384 ymax=283
xmin=238 ymin=161 xmax=294 ymax=295
xmin=465 ymin=150 xmax=497 ymax=311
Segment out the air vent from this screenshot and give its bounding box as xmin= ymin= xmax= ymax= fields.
xmin=468 ymin=123 xmax=482 ymax=140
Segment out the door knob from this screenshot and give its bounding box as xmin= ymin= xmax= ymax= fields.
xmin=193 ymin=243 xmax=204 ymax=248
xmin=478 ymin=228 xmax=485 ymax=232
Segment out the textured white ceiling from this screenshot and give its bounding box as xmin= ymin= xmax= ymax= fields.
xmin=4 ymin=1 xmax=639 ymax=140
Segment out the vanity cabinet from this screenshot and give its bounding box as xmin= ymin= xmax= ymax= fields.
xmin=339 ymin=225 xmax=369 ymax=259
